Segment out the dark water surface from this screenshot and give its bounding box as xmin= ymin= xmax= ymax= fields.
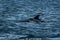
xmin=0 ymin=0 xmax=60 ymax=40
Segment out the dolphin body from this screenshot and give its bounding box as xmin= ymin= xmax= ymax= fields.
xmin=19 ymin=15 xmax=44 ymax=22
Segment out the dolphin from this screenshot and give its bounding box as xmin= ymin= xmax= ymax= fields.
xmin=19 ymin=15 xmax=44 ymax=22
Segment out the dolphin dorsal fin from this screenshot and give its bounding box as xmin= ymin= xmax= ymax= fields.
xmin=34 ymin=15 xmax=40 ymax=20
